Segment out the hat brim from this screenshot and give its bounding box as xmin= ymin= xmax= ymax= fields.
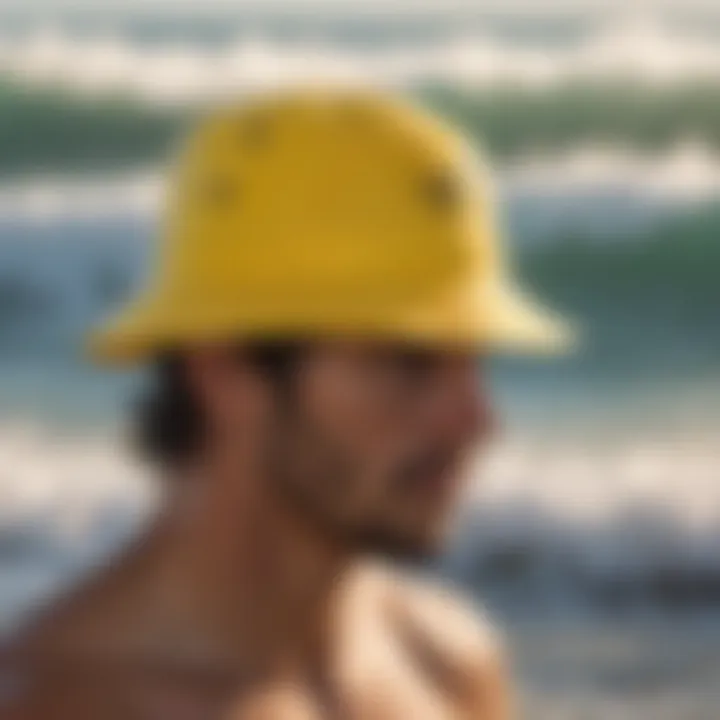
xmin=88 ymin=280 xmax=575 ymax=365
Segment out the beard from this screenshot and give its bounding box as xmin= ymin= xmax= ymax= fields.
xmin=261 ymin=408 xmax=455 ymax=563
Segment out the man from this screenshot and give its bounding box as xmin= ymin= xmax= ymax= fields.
xmin=2 ymin=89 xmax=569 ymax=718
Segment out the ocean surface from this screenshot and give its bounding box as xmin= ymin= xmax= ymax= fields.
xmin=1 ymin=6 xmax=719 ymax=717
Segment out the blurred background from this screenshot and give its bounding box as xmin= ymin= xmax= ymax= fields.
xmin=1 ymin=1 xmax=719 ymax=717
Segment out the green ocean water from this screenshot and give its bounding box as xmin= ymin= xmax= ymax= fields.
xmin=6 ymin=81 xmax=720 ymax=174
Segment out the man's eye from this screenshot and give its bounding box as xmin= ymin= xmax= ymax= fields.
xmin=388 ymin=348 xmax=439 ymax=383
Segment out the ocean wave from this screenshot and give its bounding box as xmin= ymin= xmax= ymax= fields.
xmin=0 ymin=424 xmax=718 ymax=627
xmin=5 ymin=19 xmax=720 ymax=171
xmin=0 ymin=171 xmax=162 ymax=222
xmin=5 ymin=18 xmax=720 ymax=99
xmin=5 ymin=79 xmax=720 ymax=174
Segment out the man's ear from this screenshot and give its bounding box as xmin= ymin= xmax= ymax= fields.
xmin=184 ymin=346 xmax=274 ymax=445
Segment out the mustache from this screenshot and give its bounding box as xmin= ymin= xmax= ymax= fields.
xmin=394 ymin=447 xmax=464 ymax=491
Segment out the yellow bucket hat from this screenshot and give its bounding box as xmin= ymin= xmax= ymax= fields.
xmin=90 ymin=88 xmax=572 ymax=363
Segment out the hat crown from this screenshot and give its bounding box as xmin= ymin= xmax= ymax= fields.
xmin=157 ymin=90 xmax=499 ymax=302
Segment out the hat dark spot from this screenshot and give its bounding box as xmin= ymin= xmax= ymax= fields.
xmin=204 ymin=176 xmax=237 ymax=208
xmin=423 ymin=172 xmax=461 ymax=210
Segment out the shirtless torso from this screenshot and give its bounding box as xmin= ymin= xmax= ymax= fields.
xmin=1 ymin=561 xmax=507 ymax=720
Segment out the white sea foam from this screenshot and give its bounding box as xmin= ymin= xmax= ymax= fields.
xmin=2 ymin=17 xmax=720 ymax=101
xmin=0 ymin=171 xmax=162 ymax=224
xmin=503 ymin=142 xmax=720 ymax=203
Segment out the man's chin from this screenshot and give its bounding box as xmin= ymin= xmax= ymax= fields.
xmin=353 ymin=526 xmax=448 ymax=564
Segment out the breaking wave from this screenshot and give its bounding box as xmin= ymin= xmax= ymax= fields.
xmin=6 ymin=17 xmax=720 ymax=98
xmin=6 ymin=17 xmax=720 ymax=171
xmin=7 ymin=78 xmax=720 ymax=174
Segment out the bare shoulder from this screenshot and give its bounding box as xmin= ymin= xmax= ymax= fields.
xmin=0 ymin=571 xmax=138 ymax=718
xmin=388 ymin=571 xmax=504 ymax=667
xmin=379 ymin=568 xmax=511 ymax=718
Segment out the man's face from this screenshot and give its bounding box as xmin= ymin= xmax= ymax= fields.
xmin=261 ymin=342 xmax=495 ymax=558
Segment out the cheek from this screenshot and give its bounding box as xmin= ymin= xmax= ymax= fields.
xmin=291 ymin=418 xmax=410 ymax=526
xmin=209 ymin=378 xmax=257 ymax=444
xmin=302 ymin=365 xmax=419 ymax=475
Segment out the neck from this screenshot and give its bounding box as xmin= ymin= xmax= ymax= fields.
xmin=139 ymin=449 xmax=353 ymax=673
